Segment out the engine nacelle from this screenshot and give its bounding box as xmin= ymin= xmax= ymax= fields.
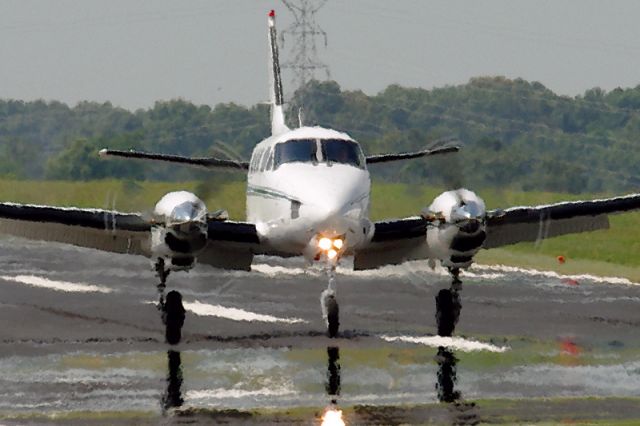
xmin=150 ymin=191 xmax=209 ymax=270
xmin=424 ymin=189 xmax=487 ymax=269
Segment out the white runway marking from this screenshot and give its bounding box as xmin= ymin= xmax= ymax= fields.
xmin=380 ymin=334 xmax=509 ymax=353
xmin=187 ymin=387 xmax=295 ymax=400
xmin=251 ymin=263 xmax=308 ymax=277
xmin=471 ymin=264 xmax=637 ymax=285
xmin=184 ymin=300 xmax=307 ymax=324
xmin=338 ymin=258 xmax=635 ymax=286
xmin=0 ymin=275 xmax=113 ymax=293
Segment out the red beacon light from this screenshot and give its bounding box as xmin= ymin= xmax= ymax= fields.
xmin=269 ymin=10 xmax=275 ymax=17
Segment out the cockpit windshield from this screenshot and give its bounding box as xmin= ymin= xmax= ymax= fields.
xmin=321 ymin=139 xmax=364 ymax=168
xmin=273 ymin=138 xmax=364 ymax=169
xmin=274 ymin=139 xmax=317 ymax=167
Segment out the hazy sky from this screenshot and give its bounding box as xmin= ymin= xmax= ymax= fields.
xmin=2 ymin=0 xmax=640 ymax=110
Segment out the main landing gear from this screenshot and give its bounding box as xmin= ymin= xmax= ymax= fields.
xmin=435 ymin=267 xmax=462 ymax=337
xmin=321 ymin=263 xmax=340 ymax=338
xmin=155 ymin=258 xmax=186 ymax=345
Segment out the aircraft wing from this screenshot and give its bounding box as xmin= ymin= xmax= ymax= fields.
xmin=0 ymin=202 xmax=152 ymax=255
xmin=365 ymin=145 xmax=459 ymax=164
xmin=354 ymin=193 xmax=640 ymax=270
xmin=0 ymin=201 xmax=265 ymax=270
xmin=483 ymin=193 xmax=640 ymax=248
xmin=99 ymin=149 xmax=249 ymax=170
xmin=199 ymin=220 xmax=261 ymax=271
xmin=353 ymin=217 xmax=431 ymax=270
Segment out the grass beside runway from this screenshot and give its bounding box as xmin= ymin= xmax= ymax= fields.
xmin=171 ymin=400 xmax=640 ymax=425
xmin=1 ymin=178 xmax=640 ymax=279
xmin=3 ymin=398 xmax=640 ymax=425
xmin=475 ymin=249 xmax=640 ymax=282
xmin=0 ymin=411 xmax=159 ymax=425
xmin=0 ymin=179 xmax=248 ymax=219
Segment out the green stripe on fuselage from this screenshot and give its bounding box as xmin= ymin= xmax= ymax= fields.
xmin=247 ymin=185 xmax=300 ymax=203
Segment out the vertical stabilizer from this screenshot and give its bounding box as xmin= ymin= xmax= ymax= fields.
xmin=268 ymin=10 xmax=289 ymax=136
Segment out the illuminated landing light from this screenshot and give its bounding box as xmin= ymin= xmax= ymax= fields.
xmin=319 ymin=237 xmax=333 ymax=251
xmin=333 ymin=239 xmax=344 ymax=250
xmin=327 ymin=249 xmax=338 ymax=260
xmin=321 ymin=408 xmax=345 ymax=426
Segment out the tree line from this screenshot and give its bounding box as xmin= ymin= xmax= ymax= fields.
xmin=2 ymin=76 xmax=640 ymax=193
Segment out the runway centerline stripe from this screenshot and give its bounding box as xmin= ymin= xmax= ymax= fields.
xmin=183 ymin=300 xmax=307 ymax=324
xmin=0 ymin=275 xmax=113 ymax=293
xmin=380 ymin=334 xmax=509 ymax=353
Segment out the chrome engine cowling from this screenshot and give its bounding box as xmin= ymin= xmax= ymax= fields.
xmin=424 ymin=189 xmax=487 ymax=269
xmin=150 ymin=191 xmax=209 ymax=270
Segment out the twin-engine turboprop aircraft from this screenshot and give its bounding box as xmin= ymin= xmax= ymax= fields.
xmin=2 ymin=10 xmax=640 ymax=343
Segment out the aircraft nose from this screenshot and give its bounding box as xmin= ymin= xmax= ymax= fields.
xmin=316 ymin=196 xmax=351 ymax=218
xmin=302 ymin=190 xmax=364 ymax=236
xmin=314 ymin=182 xmax=362 ymax=215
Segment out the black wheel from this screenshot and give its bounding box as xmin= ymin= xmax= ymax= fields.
xmin=163 ymin=290 xmax=185 ymax=345
xmin=326 ymin=295 xmax=340 ymax=338
xmin=435 ymin=289 xmax=460 ymax=337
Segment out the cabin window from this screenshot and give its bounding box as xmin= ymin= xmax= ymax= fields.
xmin=265 ymin=147 xmax=274 ymax=171
xmin=258 ymin=147 xmax=270 ymax=172
xmin=274 ymin=139 xmax=317 ymax=168
xmin=250 ymin=148 xmax=263 ymax=173
xmin=321 ymin=139 xmax=365 ymax=168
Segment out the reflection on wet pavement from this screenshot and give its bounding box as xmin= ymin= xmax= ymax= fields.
xmin=163 ymin=350 xmax=183 ymax=411
xmin=436 ymin=346 xmax=459 ymax=403
xmin=326 ymin=346 xmax=341 ymax=402
xmin=3 ymin=241 xmax=640 ymax=423
xmin=434 ymin=277 xmax=481 ymax=425
xmin=434 ymin=346 xmax=481 ymax=425
xmin=322 ymin=346 xmax=345 ymax=425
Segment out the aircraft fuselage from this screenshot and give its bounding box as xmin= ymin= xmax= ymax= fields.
xmin=247 ymin=126 xmax=372 ymax=258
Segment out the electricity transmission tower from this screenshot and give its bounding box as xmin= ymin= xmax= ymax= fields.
xmin=280 ymin=0 xmax=331 ymax=93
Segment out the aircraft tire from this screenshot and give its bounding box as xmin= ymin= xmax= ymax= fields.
xmin=164 ymin=290 xmax=186 ymax=345
xmin=326 ymin=295 xmax=340 ymax=338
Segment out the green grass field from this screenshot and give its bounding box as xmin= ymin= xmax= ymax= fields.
xmin=1 ymin=179 xmax=639 ymax=279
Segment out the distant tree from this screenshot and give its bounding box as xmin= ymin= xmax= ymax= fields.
xmin=0 ymin=138 xmax=38 ymax=178
xmin=45 ymin=132 xmax=146 ymax=180
xmin=1 ymin=76 xmax=639 ymax=192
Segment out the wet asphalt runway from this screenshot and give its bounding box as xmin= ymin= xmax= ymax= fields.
xmin=2 ymin=236 xmax=640 ymax=424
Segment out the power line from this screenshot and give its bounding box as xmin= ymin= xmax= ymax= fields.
xmin=279 ymin=0 xmax=331 ymax=93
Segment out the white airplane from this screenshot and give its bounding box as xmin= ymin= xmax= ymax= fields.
xmin=2 ymin=10 xmax=640 ymax=343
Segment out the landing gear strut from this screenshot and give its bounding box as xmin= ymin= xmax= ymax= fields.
xmin=155 ymin=258 xmax=185 ymax=345
xmin=435 ymin=267 xmax=462 ymax=337
xmin=155 ymin=258 xmax=170 ymax=306
xmin=321 ymin=263 xmax=340 ymax=338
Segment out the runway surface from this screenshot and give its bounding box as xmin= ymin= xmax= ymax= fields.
xmin=2 ymin=236 xmax=640 ymax=424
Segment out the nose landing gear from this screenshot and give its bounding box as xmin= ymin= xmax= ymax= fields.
xmin=155 ymin=258 xmax=186 ymax=345
xmin=321 ymin=262 xmax=340 ymax=338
